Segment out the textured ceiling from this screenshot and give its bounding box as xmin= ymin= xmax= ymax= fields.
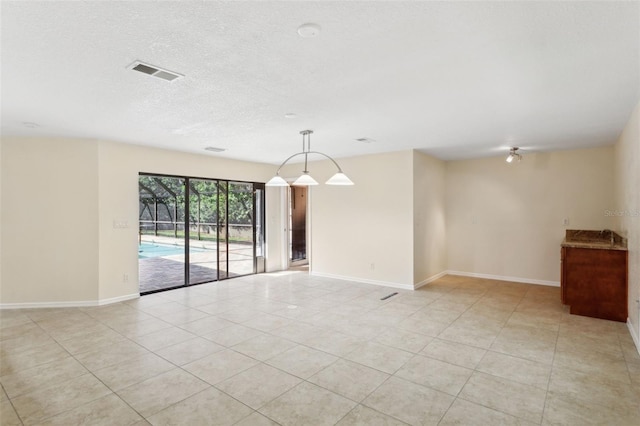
xmin=1 ymin=1 xmax=638 ymax=163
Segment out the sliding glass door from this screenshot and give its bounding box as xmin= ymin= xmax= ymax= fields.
xmin=138 ymin=174 xmax=264 ymax=294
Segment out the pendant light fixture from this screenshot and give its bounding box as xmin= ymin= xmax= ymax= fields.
xmin=266 ymin=130 xmax=354 ymax=187
xmin=506 ymin=147 xmax=522 ymax=163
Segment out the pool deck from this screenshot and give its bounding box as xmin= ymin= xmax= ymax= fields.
xmin=138 ymin=236 xmax=254 ymax=293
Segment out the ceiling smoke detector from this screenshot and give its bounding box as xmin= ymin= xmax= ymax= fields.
xmin=127 ymin=60 xmax=183 ymax=82
xmin=297 ymin=23 xmax=321 ymax=38
xmin=204 ymin=147 xmax=226 ymax=153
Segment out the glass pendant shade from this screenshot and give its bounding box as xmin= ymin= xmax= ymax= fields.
xmin=325 ymin=172 xmax=354 ymax=185
xmin=292 ymin=172 xmax=318 ymax=186
xmin=266 ymin=175 xmax=289 ymax=186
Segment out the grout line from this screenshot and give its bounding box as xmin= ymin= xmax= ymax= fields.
xmin=1 ymin=383 xmax=25 ymax=426
xmin=3 ymin=276 xmax=637 ymax=425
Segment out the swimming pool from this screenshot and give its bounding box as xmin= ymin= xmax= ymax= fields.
xmin=138 ymin=243 xmax=204 ymax=259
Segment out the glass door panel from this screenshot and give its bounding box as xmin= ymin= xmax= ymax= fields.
xmin=218 ymin=181 xmax=229 ymax=280
xmin=228 ymin=182 xmax=255 ymax=277
xmin=255 ymin=185 xmax=266 ymax=272
xmin=188 ymin=179 xmax=219 ymax=285
xmin=138 ymin=176 xmax=186 ymax=293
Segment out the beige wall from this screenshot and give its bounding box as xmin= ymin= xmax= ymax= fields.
xmin=0 ymin=138 xmax=3 ymax=295
xmin=413 ymin=151 xmax=447 ymax=286
xmin=446 ymin=146 xmax=616 ymax=284
xmin=301 ymin=150 xmax=415 ymax=288
xmin=614 ymin=101 xmax=640 ymax=342
xmin=1 ymin=138 xmax=100 ymax=303
xmin=97 ymin=141 xmax=138 ymax=301
xmin=0 ymin=135 xmax=629 ymax=306
xmin=1 ymin=137 xmax=275 ymax=305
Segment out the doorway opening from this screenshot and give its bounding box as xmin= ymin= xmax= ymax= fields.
xmin=138 ymin=173 xmax=265 ymax=294
xmin=289 ymin=185 xmax=309 ymax=267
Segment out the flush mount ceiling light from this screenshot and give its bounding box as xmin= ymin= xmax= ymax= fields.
xmin=506 ymin=147 xmax=522 ymax=163
xmin=266 ymin=130 xmax=354 ymax=187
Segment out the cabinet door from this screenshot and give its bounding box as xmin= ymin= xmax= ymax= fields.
xmin=564 ymin=248 xmax=627 ymax=322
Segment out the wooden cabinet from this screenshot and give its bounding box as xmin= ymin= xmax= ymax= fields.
xmin=560 ymin=246 xmax=628 ymax=322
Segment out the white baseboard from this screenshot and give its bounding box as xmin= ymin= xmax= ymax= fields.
xmin=628 ymin=319 xmax=640 ymax=356
xmin=0 ymin=300 xmax=97 ymax=309
xmin=414 ymin=270 xmax=448 ymax=290
xmin=98 ymin=293 xmax=140 ymax=305
xmin=0 ymin=270 xmax=559 ymax=309
xmin=447 ymin=270 xmax=560 ymax=287
xmin=0 ymin=293 xmax=139 ymax=309
xmin=310 ymin=270 xmax=555 ymax=291
xmin=310 ymin=272 xmax=414 ymax=291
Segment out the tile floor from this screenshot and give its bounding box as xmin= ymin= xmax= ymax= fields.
xmin=1 ymin=272 xmax=639 ymax=425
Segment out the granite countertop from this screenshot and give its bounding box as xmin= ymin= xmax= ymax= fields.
xmin=561 ymin=229 xmax=628 ymax=251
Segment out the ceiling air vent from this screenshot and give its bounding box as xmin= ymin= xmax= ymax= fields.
xmin=127 ymin=61 xmax=183 ymax=82
xmin=204 ymin=147 xmax=226 ymax=153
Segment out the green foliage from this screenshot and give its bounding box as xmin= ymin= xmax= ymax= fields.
xmin=139 ymin=176 xmax=254 ymax=226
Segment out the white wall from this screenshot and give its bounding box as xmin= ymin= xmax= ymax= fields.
xmin=413 ymin=151 xmax=447 ymax=286
xmin=1 ymin=137 xmax=275 ymax=305
xmin=614 ymin=101 xmax=640 ymax=344
xmin=446 ymin=146 xmax=617 ymax=284
xmin=301 ymin=150 xmax=415 ymax=288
